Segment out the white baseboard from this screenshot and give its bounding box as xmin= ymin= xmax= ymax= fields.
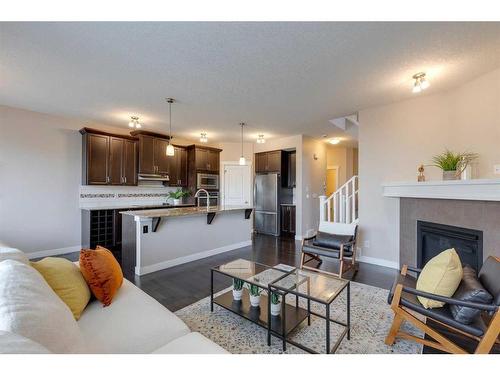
xmin=358 ymin=255 xmax=399 ymax=269
xmin=136 ymin=240 xmax=252 ymax=276
xmin=26 ymin=245 xmax=81 ymax=260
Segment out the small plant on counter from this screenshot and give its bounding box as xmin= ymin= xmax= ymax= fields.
xmin=167 ymin=188 xmax=191 ymax=205
xmin=232 ymin=278 xmax=244 ymax=301
xmin=431 ymin=150 xmax=478 ymax=180
xmin=248 ymin=284 xmax=261 ymax=308
xmin=270 ymin=292 xmax=281 ymax=316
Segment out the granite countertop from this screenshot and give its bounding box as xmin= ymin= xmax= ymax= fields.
xmin=120 ymin=205 xmax=253 ymax=219
xmin=80 ymin=203 xmax=195 ymax=211
xmin=280 ymin=203 xmax=296 ymax=206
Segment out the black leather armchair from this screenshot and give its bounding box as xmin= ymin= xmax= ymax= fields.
xmin=300 ymin=222 xmax=358 ymax=278
xmin=385 ymin=257 xmax=500 ymax=354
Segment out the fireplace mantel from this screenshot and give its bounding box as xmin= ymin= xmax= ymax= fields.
xmin=383 ymin=179 xmax=500 ymax=201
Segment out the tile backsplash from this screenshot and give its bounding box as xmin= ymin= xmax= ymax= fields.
xmin=79 ymin=183 xmax=179 ymax=209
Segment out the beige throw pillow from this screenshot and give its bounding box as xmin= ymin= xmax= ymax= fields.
xmin=31 ymin=257 xmax=91 ymax=320
xmin=416 ymin=248 xmax=463 ymax=309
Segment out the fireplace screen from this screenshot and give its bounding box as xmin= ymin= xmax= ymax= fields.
xmin=417 ymin=221 xmax=483 ymax=271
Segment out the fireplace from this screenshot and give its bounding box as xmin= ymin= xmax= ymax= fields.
xmin=417 ymin=221 xmax=483 ymax=271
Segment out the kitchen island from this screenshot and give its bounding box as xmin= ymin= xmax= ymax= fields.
xmin=120 ymin=205 xmax=253 ymax=277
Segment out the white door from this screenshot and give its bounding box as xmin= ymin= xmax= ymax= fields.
xmin=223 ymin=164 xmax=251 ymax=206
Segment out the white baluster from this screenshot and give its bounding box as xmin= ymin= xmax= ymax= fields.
xmin=319 ymin=195 xmax=327 ymax=223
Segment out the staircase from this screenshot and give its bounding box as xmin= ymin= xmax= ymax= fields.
xmin=320 ymin=175 xmax=359 ymax=224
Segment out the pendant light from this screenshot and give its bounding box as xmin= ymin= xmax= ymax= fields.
xmin=166 ymin=98 xmax=175 ymax=156
xmin=239 ymin=122 xmax=246 ymax=165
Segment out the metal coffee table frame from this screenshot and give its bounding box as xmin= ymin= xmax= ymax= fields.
xmin=210 ymin=260 xmax=350 ymax=354
xmin=268 ymin=271 xmax=350 ymax=354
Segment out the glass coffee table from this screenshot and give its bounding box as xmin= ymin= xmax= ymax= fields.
xmin=269 ymin=268 xmax=350 ymax=354
xmin=210 ymin=259 xmax=350 ymax=354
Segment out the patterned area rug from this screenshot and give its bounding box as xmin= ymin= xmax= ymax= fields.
xmin=175 ymin=281 xmax=423 ymax=354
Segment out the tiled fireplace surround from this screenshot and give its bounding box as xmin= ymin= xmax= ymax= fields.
xmin=399 ymin=198 xmax=500 ymax=268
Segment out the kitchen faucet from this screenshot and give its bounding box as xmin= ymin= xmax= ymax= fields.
xmin=194 ymin=189 xmax=211 ymax=209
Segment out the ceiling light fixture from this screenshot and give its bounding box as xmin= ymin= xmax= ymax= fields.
xmin=239 ymin=122 xmax=246 ymax=166
xmin=128 ymin=116 xmax=141 ymax=129
xmin=200 ymin=133 xmax=208 ymax=143
xmin=329 ymin=138 xmax=341 ymax=145
xmin=165 ymin=98 xmax=175 ymax=156
xmin=256 ymin=134 xmax=266 ymax=144
xmin=412 ymin=72 xmax=430 ymax=93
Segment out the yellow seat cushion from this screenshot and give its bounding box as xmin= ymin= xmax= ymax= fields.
xmin=31 ymin=257 xmax=91 ymax=320
xmin=416 ymin=248 xmax=463 ymax=309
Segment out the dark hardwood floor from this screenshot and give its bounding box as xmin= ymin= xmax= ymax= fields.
xmin=132 ymin=234 xmax=397 ymax=312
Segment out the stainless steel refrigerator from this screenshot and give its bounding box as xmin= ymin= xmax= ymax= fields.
xmin=254 ymin=173 xmax=280 ymax=236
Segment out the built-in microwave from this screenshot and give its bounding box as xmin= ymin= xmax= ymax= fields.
xmin=197 ymin=173 xmax=219 ymax=190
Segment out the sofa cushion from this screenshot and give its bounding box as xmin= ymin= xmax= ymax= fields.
xmin=78 ymin=278 xmax=190 ymax=353
xmin=0 ymin=247 xmax=29 ymax=265
xmin=478 ymin=256 xmax=500 ymax=306
xmin=450 ymin=265 xmax=493 ymax=324
xmin=0 ymin=330 xmax=51 ymax=354
xmin=31 ymin=257 xmax=91 ymax=320
xmin=152 ymin=332 xmax=228 ymax=354
xmin=416 ymin=248 xmax=463 ymax=309
xmin=79 ymin=246 xmax=123 ymax=306
xmin=0 ymin=260 xmax=85 ymax=353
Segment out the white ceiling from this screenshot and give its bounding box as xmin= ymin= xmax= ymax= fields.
xmin=1 ymin=22 xmax=500 ymax=144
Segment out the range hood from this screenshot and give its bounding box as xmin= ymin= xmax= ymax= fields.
xmin=138 ymin=173 xmax=170 ymax=182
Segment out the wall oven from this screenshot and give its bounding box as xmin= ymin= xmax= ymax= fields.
xmin=197 ymin=173 xmax=219 ymax=190
xmin=197 ymin=191 xmax=219 ymax=207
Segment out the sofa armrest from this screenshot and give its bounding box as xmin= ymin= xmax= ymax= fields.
xmin=401 ymin=286 xmax=498 ymax=312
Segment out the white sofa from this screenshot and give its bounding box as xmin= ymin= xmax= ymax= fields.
xmin=0 ymin=244 xmax=227 ymax=354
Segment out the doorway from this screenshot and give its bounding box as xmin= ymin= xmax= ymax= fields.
xmin=326 ymin=166 xmax=339 ymax=197
xmin=221 ymin=163 xmax=252 ymax=206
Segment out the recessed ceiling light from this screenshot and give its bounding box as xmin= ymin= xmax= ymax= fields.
xmin=329 ymin=138 xmax=341 ymax=145
xmin=412 ymin=72 xmax=430 ymax=93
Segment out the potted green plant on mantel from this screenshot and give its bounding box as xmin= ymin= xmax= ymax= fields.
xmin=431 ymin=150 xmax=478 ymax=181
xmin=232 ymin=278 xmax=244 ymax=301
xmin=167 ymin=188 xmax=190 ymax=206
xmin=248 ymin=284 xmax=261 ymax=307
xmin=270 ymin=292 xmax=281 ymax=316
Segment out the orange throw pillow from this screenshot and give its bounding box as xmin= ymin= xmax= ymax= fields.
xmin=79 ymin=246 xmax=123 ymax=307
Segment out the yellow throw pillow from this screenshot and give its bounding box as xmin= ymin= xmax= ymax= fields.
xmin=31 ymin=257 xmax=91 ymax=320
xmin=416 ymin=248 xmax=463 ymax=309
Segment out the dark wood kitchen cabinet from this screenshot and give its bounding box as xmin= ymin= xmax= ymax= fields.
xmin=281 ymin=150 xmax=296 ymax=188
xmin=188 ymin=145 xmax=222 ymax=172
xmin=136 ymin=133 xmax=170 ymax=176
xmin=131 ymin=131 xmax=187 ymax=186
xmin=255 ymin=150 xmax=283 ymax=173
xmin=280 ymin=205 xmax=296 ymax=236
xmin=168 ymin=146 xmax=188 ymax=186
xmin=80 ymin=128 xmax=138 ymax=186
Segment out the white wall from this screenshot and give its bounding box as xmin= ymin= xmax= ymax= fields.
xmin=301 ymin=136 xmax=326 ymax=237
xmin=326 ymin=145 xmax=358 ymax=186
xmin=358 ymin=67 xmax=500 ymax=266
